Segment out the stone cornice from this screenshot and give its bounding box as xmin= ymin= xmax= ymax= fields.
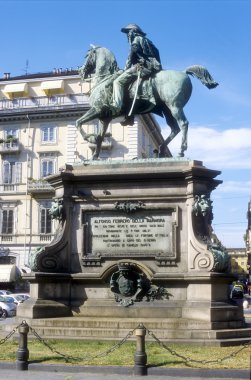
xmin=0 ymin=104 xmax=88 ymax=122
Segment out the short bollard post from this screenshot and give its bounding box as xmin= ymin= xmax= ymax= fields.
xmin=134 ymin=323 xmax=147 ymax=376
xmin=16 ymin=321 xmax=29 ymax=371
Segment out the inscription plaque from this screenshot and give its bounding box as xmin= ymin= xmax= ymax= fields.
xmin=82 ymin=209 xmax=177 ymax=259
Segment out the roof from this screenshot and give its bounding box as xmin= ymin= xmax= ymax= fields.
xmin=0 ymin=69 xmax=79 ymax=82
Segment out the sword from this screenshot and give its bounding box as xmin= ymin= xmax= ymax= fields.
xmin=128 ymin=69 xmax=141 ymax=116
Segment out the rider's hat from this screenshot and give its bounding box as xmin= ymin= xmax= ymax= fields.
xmin=121 ymin=24 xmax=146 ymax=36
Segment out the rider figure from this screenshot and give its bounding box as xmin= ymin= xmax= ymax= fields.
xmin=111 ymin=24 xmax=162 ymax=126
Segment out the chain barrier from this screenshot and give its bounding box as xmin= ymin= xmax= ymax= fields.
xmin=0 ymin=320 xmax=250 ymax=367
xmin=0 ymin=322 xmax=24 ymax=345
xmin=29 ymin=324 xmax=136 ymax=363
xmin=146 ymin=327 xmax=251 ymax=365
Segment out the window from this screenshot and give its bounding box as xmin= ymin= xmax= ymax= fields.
xmin=4 ymin=128 xmax=18 ymax=139
xmin=39 ymin=201 xmax=52 ymax=234
xmin=2 ymin=160 xmax=22 ymax=184
xmin=41 ymin=159 xmax=54 ymax=177
xmin=41 ymin=125 xmax=56 ymax=144
xmin=0 ymin=203 xmax=17 ymax=236
xmin=1 ymin=209 xmax=14 ymax=234
xmin=40 ymin=153 xmax=57 ymax=177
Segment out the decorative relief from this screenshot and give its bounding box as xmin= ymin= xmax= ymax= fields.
xmin=49 ymin=199 xmax=65 ymax=223
xmin=191 ymin=244 xmax=214 ymax=271
xmin=208 ymin=243 xmax=230 ymax=272
xmin=28 ymin=246 xmax=45 ymax=272
xmin=192 ymin=194 xmax=213 ymax=243
xmin=28 ymin=200 xmax=70 ymax=273
xmin=28 ymin=232 xmax=68 ymax=273
xmin=110 ymin=262 xmax=170 ymax=307
xmin=190 ymin=194 xmax=230 ymax=273
xmin=114 ymin=200 xmax=145 ymax=213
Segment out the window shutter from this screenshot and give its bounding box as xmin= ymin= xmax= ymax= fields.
xmin=3 ymin=161 xmax=11 ymax=184
xmin=40 ymin=206 xmax=52 ymax=234
xmin=14 ymin=162 xmax=22 ymax=183
xmin=1 ymin=209 xmax=14 ymax=234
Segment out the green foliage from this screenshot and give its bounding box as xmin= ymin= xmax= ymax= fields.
xmin=6 ymin=135 xmax=18 ymax=143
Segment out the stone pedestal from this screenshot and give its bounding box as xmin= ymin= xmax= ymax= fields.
xmin=17 ymin=159 xmax=248 ymax=343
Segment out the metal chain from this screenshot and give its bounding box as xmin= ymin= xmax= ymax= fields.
xmin=29 ymin=325 xmax=136 ymax=363
xmin=147 ymin=328 xmax=251 ymax=365
xmin=0 ymin=322 xmax=23 ymax=345
xmin=2 ymin=320 xmax=250 ymax=366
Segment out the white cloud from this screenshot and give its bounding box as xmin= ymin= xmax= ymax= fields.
xmin=159 ymin=123 xmax=250 ymax=247
xmin=162 ymin=126 xmax=251 ymax=169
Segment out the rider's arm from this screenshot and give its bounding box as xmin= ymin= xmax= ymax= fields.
xmin=125 ymin=36 xmax=144 ymax=69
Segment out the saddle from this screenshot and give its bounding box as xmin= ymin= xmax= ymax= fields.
xmin=104 ymin=71 xmax=161 ymax=120
xmin=127 ymin=76 xmax=157 ymax=114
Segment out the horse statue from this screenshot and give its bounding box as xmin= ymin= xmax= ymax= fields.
xmin=76 ymin=46 xmax=218 ymax=159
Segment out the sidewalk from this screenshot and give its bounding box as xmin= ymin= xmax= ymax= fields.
xmin=0 ymin=362 xmax=250 ymax=380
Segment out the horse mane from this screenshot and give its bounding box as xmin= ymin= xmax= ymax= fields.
xmin=94 ymin=47 xmax=119 ymax=78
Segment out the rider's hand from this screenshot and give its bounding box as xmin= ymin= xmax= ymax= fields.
xmin=137 ymin=58 xmax=145 ymax=70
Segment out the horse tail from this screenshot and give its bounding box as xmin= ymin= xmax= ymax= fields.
xmin=185 ymin=65 xmax=218 ymax=89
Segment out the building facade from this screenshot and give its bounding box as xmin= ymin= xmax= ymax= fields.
xmin=0 ymin=69 xmax=166 ymax=276
xmin=245 ymin=199 xmax=251 ymax=282
xmin=228 ymin=248 xmax=249 ymax=281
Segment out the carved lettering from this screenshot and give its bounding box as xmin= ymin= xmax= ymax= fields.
xmin=83 ymin=211 xmax=176 ymax=257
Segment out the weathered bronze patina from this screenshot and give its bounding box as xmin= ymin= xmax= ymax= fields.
xmin=110 ymin=262 xmax=170 ymax=307
xmin=76 ymin=25 xmax=218 ymax=159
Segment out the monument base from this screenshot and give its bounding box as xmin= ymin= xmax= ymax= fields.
xmin=13 ymin=159 xmax=251 ymax=345
xmin=14 ymin=270 xmax=250 ymax=346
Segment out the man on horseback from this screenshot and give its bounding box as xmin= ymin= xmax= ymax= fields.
xmin=111 ymin=23 xmax=162 ymax=126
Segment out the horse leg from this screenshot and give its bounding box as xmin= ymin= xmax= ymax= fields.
xmin=169 ymin=106 xmax=189 ymax=157
xmin=76 ymin=108 xmax=98 ymax=128
xmin=159 ymin=105 xmax=180 ymax=157
xmin=92 ymin=120 xmax=110 ymax=160
xmin=76 ymin=107 xmax=99 ymax=138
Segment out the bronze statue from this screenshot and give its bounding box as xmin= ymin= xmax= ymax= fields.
xmin=76 ymin=26 xmax=218 ymax=160
xmin=111 ymin=24 xmax=162 ymax=126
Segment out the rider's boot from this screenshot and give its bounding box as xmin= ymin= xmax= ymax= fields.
xmin=120 ymin=115 xmax=135 ymax=126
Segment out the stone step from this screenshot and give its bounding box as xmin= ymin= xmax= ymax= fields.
xmin=3 ymin=317 xmax=250 ymax=343
xmin=13 ymin=316 xmax=244 ymax=330
xmin=2 ymin=327 xmax=250 ymax=347
xmin=24 ymin=326 xmax=251 ymax=340
xmin=15 ymin=317 xmax=214 ymax=330
xmin=2 ymin=317 xmax=250 ymax=346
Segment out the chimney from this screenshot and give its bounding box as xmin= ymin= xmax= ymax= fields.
xmin=4 ymin=73 xmax=10 ymax=79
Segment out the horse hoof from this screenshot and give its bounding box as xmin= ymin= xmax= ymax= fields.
xmin=177 ymin=152 xmax=184 ymax=158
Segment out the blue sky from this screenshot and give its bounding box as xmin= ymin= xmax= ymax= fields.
xmin=1 ymin=0 xmax=251 ymax=248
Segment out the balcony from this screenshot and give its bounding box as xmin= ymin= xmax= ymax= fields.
xmin=40 ymin=234 xmax=54 ymax=242
xmin=0 ymin=184 xmax=18 ymax=192
xmin=0 ymin=235 xmax=15 ymax=243
xmin=0 ymin=140 xmax=21 ymax=154
xmin=0 ymin=93 xmax=89 ymax=112
xmin=27 ymin=179 xmax=54 ymax=194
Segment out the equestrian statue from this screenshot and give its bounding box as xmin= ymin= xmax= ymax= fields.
xmin=76 ymin=24 xmax=218 ymax=159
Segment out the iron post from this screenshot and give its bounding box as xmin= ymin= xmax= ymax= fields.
xmin=16 ymin=321 xmax=29 ymax=370
xmin=134 ymin=323 xmax=147 ymax=376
